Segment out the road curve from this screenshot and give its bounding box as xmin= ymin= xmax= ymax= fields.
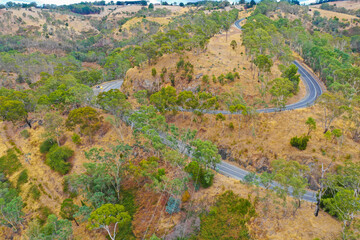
xmin=95 ymin=19 xmax=323 ymax=203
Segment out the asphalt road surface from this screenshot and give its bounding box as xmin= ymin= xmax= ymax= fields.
xmin=92 ymin=79 xmax=124 ymax=95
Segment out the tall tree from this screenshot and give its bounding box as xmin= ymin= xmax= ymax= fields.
xmin=281 ymin=64 xmax=301 ymax=93
xmin=191 ymin=139 xmax=221 ymax=170
xmin=269 ymin=77 xmax=294 ymax=109
xmin=317 ymin=92 xmax=348 ymax=133
xmin=85 ymin=143 xmax=132 ymax=201
xmin=88 ymin=204 xmax=130 ymax=240
xmin=271 ymin=159 xmax=309 ymax=215
xmin=44 ymin=112 xmax=63 ymax=146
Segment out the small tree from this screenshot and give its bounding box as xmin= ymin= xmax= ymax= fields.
xmin=269 ymin=77 xmax=294 ymax=109
xmin=216 ymin=113 xmax=226 ymax=130
xmin=191 ymin=139 xmax=221 ymax=170
xmin=305 ymin=117 xmax=316 ymax=136
xmin=39 ymin=215 xmax=73 ymax=239
xmin=44 ymin=112 xmax=63 ymax=146
xmin=60 ymin=199 xmax=79 ymax=226
xmin=230 ymin=40 xmax=237 ymax=51
xmin=148 ymin=3 xmax=154 ymax=9
xmin=88 ymin=204 xmax=131 ymax=240
xmin=271 ymin=159 xmax=309 ymax=215
xmin=281 ymin=64 xmax=300 ymax=93
xmin=66 ymin=107 xmax=102 ymax=142
xmin=317 ymin=92 xmax=348 ymax=133
xmin=151 ymin=68 xmax=157 ymax=77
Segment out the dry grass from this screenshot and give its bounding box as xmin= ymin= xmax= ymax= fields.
xmin=309 ymin=7 xmax=359 ymax=21
xmin=167 ymin=104 xmax=359 ymax=172
xmin=194 ymin=174 xmax=342 ymax=240
xmin=124 ymin=21 xmax=305 ymax=107
xmin=312 ymin=1 xmax=360 ymax=11
xmin=0 ymin=111 xmax=136 ymax=240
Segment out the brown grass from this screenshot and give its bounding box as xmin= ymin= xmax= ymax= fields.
xmin=312 ymin=1 xmax=360 ymax=11
xmin=309 ymin=7 xmax=359 ymax=21
xmin=124 ymin=22 xmax=305 ymax=107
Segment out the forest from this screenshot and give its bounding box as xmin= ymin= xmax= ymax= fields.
xmin=0 ymin=0 xmax=359 ymax=239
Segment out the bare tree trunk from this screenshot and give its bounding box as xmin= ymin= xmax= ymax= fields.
xmin=315 ymin=163 xmax=332 ymax=217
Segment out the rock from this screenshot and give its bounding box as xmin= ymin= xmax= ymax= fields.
xmin=218 ymin=148 xmax=230 ymax=160
xmin=195 ymin=73 xmax=203 ymax=79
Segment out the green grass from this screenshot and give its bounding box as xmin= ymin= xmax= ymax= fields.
xmin=0 ymin=148 xmax=22 ymax=176
xmin=29 ymin=184 xmax=41 ymax=200
xmin=115 ymin=188 xmax=138 ymax=240
xmin=16 ymin=169 xmax=29 ymax=189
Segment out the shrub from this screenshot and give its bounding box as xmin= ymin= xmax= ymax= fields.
xmin=229 ymin=122 xmax=234 ymax=130
xmin=234 ymin=72 xmax=240 ymax=79
xmin=182 ymin=190 xmax=190 ymax=202
xmin=212 ymin=75 xmax=217 ymax=83
xmin=218 ymin=74 xmax=225 ymax=85
xmin=20 ymin=129 xmax=30 ymax=139
xmin=17 ymin=169 xmax=29 ymax=189
xmin=176 ymin=58 xmax=185 ymax=71
xmin=202 ymin=75 xmax=209 ymax=84
xmin=187 ymin=74 xmax=192 ymax=83
xmin=40 ymin=138 xmax=56 ymax=154
xmin=151 ymin=68 xmax=157 ymax=77
xmin=225 ymin=72 xmax=235 ymax=82
xmin=37 ymin=206 xmax=52 ymax=225
xmin=71 ymin=133 xmax=81 ymax=145
xmin=290 ymin=135 xmax=310 ymax=150
xmin=45 ymin=146 xmax=74 ymax=175
xmin=154 ymin=168 xmax=165 ymax=182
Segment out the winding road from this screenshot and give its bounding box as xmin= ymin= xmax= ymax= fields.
xmin=92 ymin=79 xmax=124 ymax=96
xmin=94 ymin=18 xmax=324 ymax=202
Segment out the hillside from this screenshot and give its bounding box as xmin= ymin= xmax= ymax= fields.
xmin=0 ymin=1 xmax=359 ymax=240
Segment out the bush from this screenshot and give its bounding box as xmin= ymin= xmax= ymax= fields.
xmin=212 ymin=75 xmax=217 ymax=83
xmin=229 ymin=122 xmax=234 ymax=130
xmin=40 ymin=138 xmax=57 ymax=154
xmin=20 ymin=129 xmax=30 ymax=139
xmin=151 ymin=68 xmax=157 ymax=77
xmin=185 ymin=161 xmax=214 ymax=188
xmin=71 ymin=133 xmax=81 ymax=145
xmin=290 ymin=135 xmax=310 ymax=150
xmin=202 ymin=75 xmax=209 ymax=84
xmin=17 ymin=169 xmax=28 ymax=189
xmin=45 ymin=146 xmax=74 ymax=175
xmin=182 ymin=190 xmax=190 ymax=202
xmin=225 ymin=72 xmax=234 ymax=82
xmin=154 ymin=168 xmax=165 ymax=182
